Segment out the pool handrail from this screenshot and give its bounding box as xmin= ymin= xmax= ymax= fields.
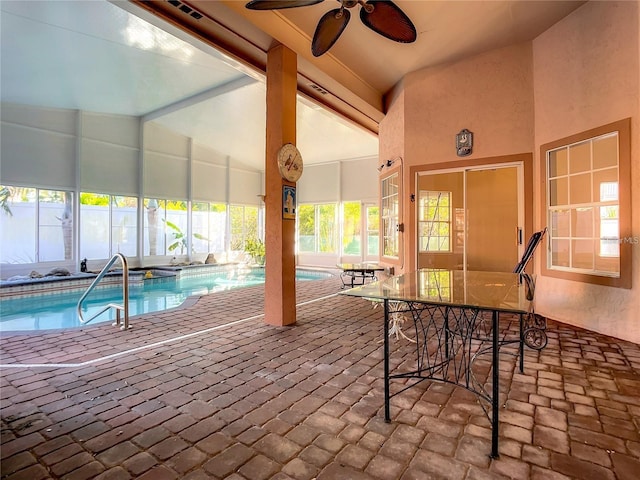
xmin=77 ymin=253 xmax=130 ymax=330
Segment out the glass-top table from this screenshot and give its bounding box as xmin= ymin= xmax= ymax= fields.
xmin=342 ymin=268 xmax=533 ymax=313
xmin=340 ymin=269 xmax=535 ymax=458
xmin=336 ymin=263 xmax=385 ymax=289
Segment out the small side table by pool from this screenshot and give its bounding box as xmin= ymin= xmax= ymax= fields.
xmin=337 ymin=263 xmax=384 ymax=289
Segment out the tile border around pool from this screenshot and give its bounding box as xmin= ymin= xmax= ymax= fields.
xmin=0 ymin=264 xmax=335 ymax=300
xmin=0 ymin=263 xmax=233 ymax=299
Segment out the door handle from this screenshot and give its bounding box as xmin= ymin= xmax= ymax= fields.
xmin=517 ymin=227 xmax=523 ymax=245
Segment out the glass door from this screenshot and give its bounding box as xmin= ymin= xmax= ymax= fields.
xmin=465 ymin=167 xmax=520 ymax=272
xmin=417 ymin=172 xmax=464 ymax=270
xmin=417 ymin=164 xmax=523 ymax=272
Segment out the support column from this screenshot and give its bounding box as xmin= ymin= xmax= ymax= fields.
xmin=264 ymin=44 xmax=297 ymax=326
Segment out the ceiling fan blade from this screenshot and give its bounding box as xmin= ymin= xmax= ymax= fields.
xmin=312 ymin=8 xmax=350 ymax=57
xmin=360 ymin=0 xmax=417 ymax=43
xmin=245 ymin=0 xmax=324 ymax=10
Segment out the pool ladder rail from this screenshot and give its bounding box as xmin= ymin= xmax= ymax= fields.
xmin=77 ymin=253 xmax=131 ymax=330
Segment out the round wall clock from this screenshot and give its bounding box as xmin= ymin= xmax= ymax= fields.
xmin=277 ymin=143 xmax=303 ymax=182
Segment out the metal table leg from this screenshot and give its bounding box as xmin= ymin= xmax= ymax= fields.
xmin=384 ymin=299 xmax=391 ymax=422
xmin=491 ymin=310 xmax=500 ymax=458
xmin=519 ymin=312 xmax=524 ymax=373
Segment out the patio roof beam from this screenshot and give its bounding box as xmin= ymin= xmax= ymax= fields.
xmin=142 ymin=75 xmax=258 ymax=122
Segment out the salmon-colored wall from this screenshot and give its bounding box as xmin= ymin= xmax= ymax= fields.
xmin=379 ymin=82 xmax=406 ymax=270
xmin=379 ymin=1 xmax=640 ymax=343
xmin=403 ymin=42 xmax=534 ymax=162
xmin=532 ymin=0 xmax=640 ymax=344
xmin=380 ymin=42 xmax=535 ymax=275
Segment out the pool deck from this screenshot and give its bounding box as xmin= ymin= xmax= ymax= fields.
xmin=1 ymin=273 xmax=640 ymax=479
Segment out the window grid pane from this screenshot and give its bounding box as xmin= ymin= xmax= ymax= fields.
xmin=382 ymin=174 xmax=399 ymax=258
xmin=418 ymin=191 xmax=451 ymax=253
xmin=547 ymin=132 xmax=620 ymax=277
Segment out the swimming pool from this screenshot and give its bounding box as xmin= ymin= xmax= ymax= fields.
xmin=0 ymin=267 xmax=329 ymax=332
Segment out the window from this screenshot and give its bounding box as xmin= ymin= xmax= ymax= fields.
xmin=192 ymin=202 xmax=226 ymax=255
xmin=39 ymin=190 xmax=73 ymax=262
xmin=342 ymin=201 xmax=361 ymax=255
xmin=81 ymin=193 xmax=137 ymax=260
xmin=366 ymin=205 xmax=380 ymax=257
xmin=296 ymin=203 xmax=337 ymax=254
xmin=111 ymin=196 xmax=137 ymax=257
xmin=0 ymin=186 xmax=73 ymax=264
xmin=144 ymin=198 xmax=189 ymax=257
xmin=541 ymin=118 xmax=631 ymax=288
xmin=318 ymin=204 xmax=337 ymax=253
xmin=80 ymin=193 xmax=110 ymax=260
xmin=165 ymin=201 xmax=188 ymax=256
xmin=381 ymin=173 xmax=399 ymax=258
xmin=229 ymin=205 xmax=259 ymax=252
xmin=145 ymin=198 xmax=166 ymax=256
xmin=0 ymin=186 xmax=37 ymax=264
xmin=418 ymin=191 xmax=451 ymax=252
xmin=208 ymin=204 xmax=228 ymax=253
xmin=298 ymin=204 xmax=316 ymax=253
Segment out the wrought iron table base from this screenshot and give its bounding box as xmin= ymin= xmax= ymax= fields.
xmin=382 ymin=299 xmax=525 ymax=459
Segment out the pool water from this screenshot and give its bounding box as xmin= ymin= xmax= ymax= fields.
xmin=0 ymin=268 xmax=324 ymax=332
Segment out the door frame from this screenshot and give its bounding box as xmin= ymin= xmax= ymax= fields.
xmin=408 ymin=153 xmax=533 ymax=274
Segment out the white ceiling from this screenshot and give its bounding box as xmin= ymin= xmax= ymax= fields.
xmin=0 ymin=0 xmax=379 ymax=172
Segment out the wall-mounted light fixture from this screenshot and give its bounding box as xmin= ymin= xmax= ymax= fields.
xmin=377 ymin=157 xmax=399 ymax=173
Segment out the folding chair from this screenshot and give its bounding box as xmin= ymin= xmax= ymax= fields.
xmin=514 ymin=227 xmax=547 ymax=275
xmin=514 ymin=227 xmax=548 ymax=350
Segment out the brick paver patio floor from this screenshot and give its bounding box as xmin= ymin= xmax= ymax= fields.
xmin=1 ymin=272 xmax=639 ymax=479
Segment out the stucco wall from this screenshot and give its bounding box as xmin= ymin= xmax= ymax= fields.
xmin=380 ymin=42 xmax=535 ymax=273
xmin=403 ymin=42 xmax=535 ymax=163
xmin=533 ymin=0 xmax=640 ymax=344
xmin=380 ymin=82 xmax=405 ymax=163
xmin=378 ymin=1 xmax=640 ymax=343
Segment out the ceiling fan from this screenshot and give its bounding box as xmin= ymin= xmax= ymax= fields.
xmin=245 ymin=0 xmax=417 ymax=57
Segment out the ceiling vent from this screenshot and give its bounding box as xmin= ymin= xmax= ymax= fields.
xmin=167 ymin=0 xmax=203 ymax=20
xmin=310 ymin=84 xmax=328 ymax=95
